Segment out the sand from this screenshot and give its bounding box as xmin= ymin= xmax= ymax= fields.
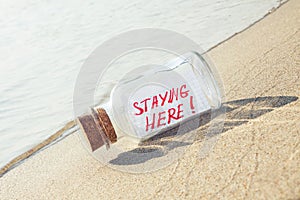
xmin=0 ymin=0 xmax=299 ymax=199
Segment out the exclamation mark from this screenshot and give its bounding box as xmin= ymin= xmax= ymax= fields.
xmin=190 ymin=96 xmax=196 ymax=114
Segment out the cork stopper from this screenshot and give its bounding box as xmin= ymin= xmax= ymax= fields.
xmin=77 ymin=108 xmax=117 ymax=152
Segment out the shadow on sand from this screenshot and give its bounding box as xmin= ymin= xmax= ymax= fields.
xmin=109 ymin=96 xmax=298 ymax=165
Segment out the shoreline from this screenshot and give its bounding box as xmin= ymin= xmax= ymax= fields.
xmin=0 ymin=0 xmax=299 ymax=198
xmin=0 ymin=0 xmax=289 ymax=178
xmin=206 ymin=0 xmax=288 ymax=52
xmin=0 ymin=121 xmax=77 ymax=177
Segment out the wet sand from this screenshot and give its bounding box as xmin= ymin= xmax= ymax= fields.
xmin=0 ymin=0 xmax=299 ymax=199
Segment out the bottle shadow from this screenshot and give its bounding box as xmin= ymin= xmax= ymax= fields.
xmin=109 ymin=96 xmax=298 ymax=166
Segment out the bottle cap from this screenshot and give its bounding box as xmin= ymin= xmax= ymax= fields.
xmin=77 ymin=108 xmax=117 ymax=151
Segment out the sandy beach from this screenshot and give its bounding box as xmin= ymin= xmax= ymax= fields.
xmin=0 ymin=0 xmax=299 ymax=199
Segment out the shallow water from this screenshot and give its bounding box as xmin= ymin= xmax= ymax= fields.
xmin=0 ymin=0 xmax=283 ymax=168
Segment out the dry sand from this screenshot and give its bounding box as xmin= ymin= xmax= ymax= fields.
xmin=0 ymin=0 xmax=299 ymax=199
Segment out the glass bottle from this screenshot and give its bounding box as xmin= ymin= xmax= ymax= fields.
xmin=77 ymin=51 xmax=222 ymax=152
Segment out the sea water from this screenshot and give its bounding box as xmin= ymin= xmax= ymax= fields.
xmin=0 ymin=0 xmax=284 ymax=168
